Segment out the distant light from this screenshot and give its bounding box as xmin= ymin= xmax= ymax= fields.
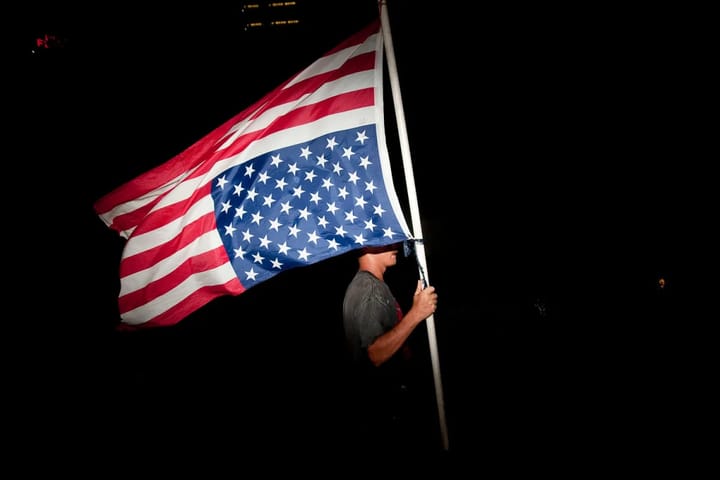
xmin=270 ymin=19 xmax=300 ymax=26
xmin=658 ymin=277 xmax=666 ymax=289
xmin=35 ymin=33 xmax=65 ymax=50
xmin=240 ymin=1 xmax=302 ymax=31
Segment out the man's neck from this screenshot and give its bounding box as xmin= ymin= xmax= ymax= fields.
xmin=359 ymin=259 xmax=385 ymax=282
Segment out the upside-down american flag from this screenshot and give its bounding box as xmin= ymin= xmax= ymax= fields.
xmin=94 ymin=19 xmax=413 ymax=330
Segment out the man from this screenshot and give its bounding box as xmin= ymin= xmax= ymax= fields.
xmin=342 ymin=241 xmax=438 ymax=453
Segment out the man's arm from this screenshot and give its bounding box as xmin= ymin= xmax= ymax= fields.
xmin=367 ymin=281 xmax=437 ymax=366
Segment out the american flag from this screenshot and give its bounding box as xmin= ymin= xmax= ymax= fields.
xmin=94 ymin=19 xmax=412 ymax=330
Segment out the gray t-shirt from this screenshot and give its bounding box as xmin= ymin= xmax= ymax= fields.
xmin=341 ymin=270 xmax=422 ymax=452
xmin=342 ymin=270 xmax=401 ymax=365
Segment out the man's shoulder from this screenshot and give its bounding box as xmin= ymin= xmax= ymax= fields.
xmin=347 ymin=270 xmax=376 ymax=286
xmin=345 ymin=271 xmax=386 ymax=302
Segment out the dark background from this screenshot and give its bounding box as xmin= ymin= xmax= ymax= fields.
xmin=16 ymin=0 xmax=712 ymax=472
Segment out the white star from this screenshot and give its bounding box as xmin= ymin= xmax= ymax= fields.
xmin=354 ymin=195 xmax=368 ymax=208
xmin=292 ymin=185 xmax=305 ymax=198
xmin=353 ymin=234 xmax=367 ymax=245
xmin=300 ymin=146 xmax=312 ymax=160
xmin=245 ymin=268 xmax=258 ymax=281
xmin=216 ymin=175 xmax=229 ymax=189
xmin=309 ymin=191 xmax=322 ymax=205
xmin=358 ymin=156 xmax=372 ymax=169
xmin=251 ymin=211 xmax=264 ymax=225
xmin=326 ymin=202 xmax=339 ymax=215
xmin=355 ymin=130 xmax=369 ymax=144
xmin=321 ymin=178 xmax=334 ymax=191
xmin=269 ymin=218 xmax=283 ymax=231
xmin=364 ymin=179 xmax=378 ymax=194
xmin=342 ymin=146 xmax=355 ymax=160
xmin=315 ymin=154 xmax=328 ymax=167
xmin=224 ymin=223 xmax=237 ymax=237
xmin=262 ymin=194 xmax=276 ymax=208
xmin=326 ymin=136 xmax=338 ymax=151
xmin=259 ymin=235 xmax=272 ymax=249
xmin=270 ymin=154 xmax=283 ymax=168
xmin=297 ymin=247 xmax=311 ymax=261
xmin=344 ymin=210 xmax=358 ymax=223
xmin=258 ymin=171 xmax=271 ymax=184
xmin=278 ymin=241 xmax=291 ymax=255
xmin=383 ymin=227 xmax=397 ymax=239
xmin=279 ymin=201 xmax=293 ymax=215
xmin=307 ymin=230 xmax=321 ymax=244
xmin=298 ymin=207 xmax=311 ymax=221
xmin=274 ymin=177 xmax=288 ymax=190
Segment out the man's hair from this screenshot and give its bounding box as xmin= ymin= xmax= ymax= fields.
xmin=359 ymin=242 xmax=403 ymax=255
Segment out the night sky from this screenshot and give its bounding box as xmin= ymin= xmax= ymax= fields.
xmin=17 ymin=1 xmax=712 ymax=471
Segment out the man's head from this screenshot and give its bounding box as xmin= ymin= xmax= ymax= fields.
xmin=357 ymin=242 xmax=403 ymax=272
xmin=357 ymin=242 xmax=402 ymax=280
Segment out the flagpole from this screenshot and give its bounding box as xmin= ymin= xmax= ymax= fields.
xmin=379 ymin=0 xmax=450 ymax=452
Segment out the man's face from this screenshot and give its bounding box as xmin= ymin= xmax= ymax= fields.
xmin=378 ymin=248 xmax=399 ymax=266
